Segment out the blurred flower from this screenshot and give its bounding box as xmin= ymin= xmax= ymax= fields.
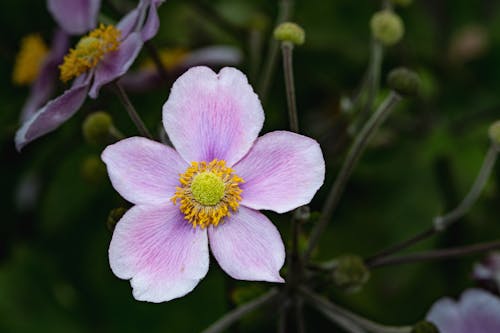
xmin=47 ymin=0 xmax=101 ymax=35
xmin=13 ymin=30 xmax=70 ymax=122
xmin=15 ymin=1 xmax=166 ymax=151
xmin=102 ymin=66 xmax=325 ymax=302
xmin=473 ymin=252 xmax=500 ymax=293
xmin=448 ymin=25 xmax=489 ymax=65
xmin=120 ymin=45 xmax=243 ymax=92
xmin=426 ymin=288 xmax=500 ymax=332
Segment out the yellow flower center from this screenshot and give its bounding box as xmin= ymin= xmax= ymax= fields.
xmin=59 ymin=24 xmax=121 ymax=83
xmin=140 ymin=48 xmax=188 ymax=71
xmin=12 ymin=34 xmax=49 ymax=85
xmin=172 ymin=159 xmax=244 ymax=229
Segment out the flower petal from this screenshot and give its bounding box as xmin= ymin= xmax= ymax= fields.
xmin=163 ymin=66 xmax=264 ymax=166
xmin=109 ymin=204 xmax=209 ymax=303
xmin=234 ymin=131 xmax=325 ymax=213
xmin=15 ymin=75 xmax=90 ymax=151
xmin=47 ymin=0 xmax=100 ymax=35
xmin=460 ymin=289 xmax=500 ymax=331
xmin=88 ymin=33 xmax=143 ymax=98
xmin=141 ymin=2 xmax=160 ymax=41
xmin=426 ymin=297 xmax=465 ymax=333
xmin=208 ymin=206 xmax=285 ymax=283
xmin=101 ymin=137 xmax=187 ymax=205
xmin=21 ymin=29 xmax=70 ymax=122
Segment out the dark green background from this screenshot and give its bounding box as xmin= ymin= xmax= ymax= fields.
xmin=1 ymin=0 xmax=500 ymax=332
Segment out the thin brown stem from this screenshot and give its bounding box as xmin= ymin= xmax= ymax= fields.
xmin=113 ymin=82 xmax=153 ymax=139
xmin=202 ymin=288 xmax=280 ymax=333
xmin=304 ymin=91 xmax=402 ymax=262
xmin=367 ymin=239 xmax=500 ymax=269
xmin=281 ymin=41 xmax=299 ymax=133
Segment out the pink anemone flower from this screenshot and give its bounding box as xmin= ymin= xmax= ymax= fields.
xmin=426 ymin=288 xmax=500 ymax=332
xmin=101 ymin=66 xmax=325 ymax=302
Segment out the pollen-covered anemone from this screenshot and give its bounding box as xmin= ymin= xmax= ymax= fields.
xmin=15 ymin=0 xmax=166 ymax=151
xmin=101 ymin=66 xmax=325 ymax=303
xmin=426 ymin=288 xmax=500 ymax=332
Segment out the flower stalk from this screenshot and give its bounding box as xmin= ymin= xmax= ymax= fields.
xmin=365 ymin=142 xmax=500 ymax=264
xmin=281 ymin=41 xmax=299 ymax=133
xmin=201 ymin=288 xmax=281 ymax=333
xmin=304 ymin=91 xmax=403 ymax=262
xmin=112 ymin=82 xmax=153 ymax=140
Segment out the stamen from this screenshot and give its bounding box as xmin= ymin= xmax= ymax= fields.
xmin=12 ymin=34 xmax=49 ymax=85
xmin=172 ymin=159 xmax=244 ymax=229
xmin=59 ymin=24 xmax=121 ymax=83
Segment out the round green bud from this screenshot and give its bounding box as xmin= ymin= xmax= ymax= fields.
xmin=488 ymin=120 xmax=500 ymax=146
xmin=273 ymin=22 xmax=305 ymax=45
xmin=82 ymin=111 xmax=113 ymax=145
xmin=387 ymin=67 xmax=421 ymax=96
xmin=332 ymin=254 xmax=370 ymax=293
xmin=411 ymin=321 xmax=440 ymax=333
xmin=370 ymin=10 xmax=405 ymax=46
xmin=107 ymin=207 xmax=128 ymax=231
xmin=81 ymin=155 xmax=107 ymax=184
xmin=391 ymin=0 xmax=413 ymax=7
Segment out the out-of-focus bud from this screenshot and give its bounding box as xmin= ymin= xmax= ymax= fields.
xmin=81 ymin=155 xmax=107 ymax=184
xmin=107 ymin=207 xmax=128 ymax=231
xmin=273 ymin=22 xmax=305 ymax=46
xmin=390 ymin=0 xmax=413 ymax=7
xmin=332 ymin=254 xmax=370 ymax=292
xmin=488 ymin=120 xmax=500 ymax=147
xmin=387 ymin=67 xmax=421 ymax=96
xmin=448 ymin=25 xmax=489 ymax=65
xmin=370 ymin=10 xmax=404 ymax=46
xmin=82 ymin=111 xmax=113 ymax=145
xmin=411 ymin=321 xmax=440 ymax=333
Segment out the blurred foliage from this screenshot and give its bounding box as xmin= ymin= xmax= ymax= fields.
xmin=2 ymin=0 xmax=500 ymax=332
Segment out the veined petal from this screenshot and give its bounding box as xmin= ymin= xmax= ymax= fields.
xmin=163 ymin=66 xmax=264 ymax=166
xmin=101 ymin=137 xmax=187 ymax=206
xmin=47 ymin=0 xmax=101 ymax=35
xmin=89 ymin=32 xmax=143 ymax=98
xmin=15 ymin=75 xmax=90 ymax=151
xmin=208 ymin=206 xmax=285 ymax=283
xmin=109 ymin=204 xmax=209 ymax=303
xmin=234 ymin=131 xmax=325 ymax=213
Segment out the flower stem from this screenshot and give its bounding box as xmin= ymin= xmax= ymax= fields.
xmin=281 ymin=41 xmax=299 ymax=133
xmin=201 ymin=288 xmax=280 ymax=333
xmin=112 ymin=82 xmax=153 ymax=140
xmin=304 ymin=91 xmax=402 ymax=262
xmin=367 ymin=239 xmax=500 ymax=269
xmin=300 ymin=287 xmax=412 ymax=333
xmin=144 ymin=41 xmax=169 ymax=83
xmin=257 ymin=0 xmax=293 ymax=101
xmin=365 ymin=143 xmax=499 ymax=264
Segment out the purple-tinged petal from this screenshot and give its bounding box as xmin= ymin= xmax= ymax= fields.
xmin=118 ymin=70 xmax=162 ymax=93
xmin=163 ymin=66 xmax=264 ymax=165
xmin=208 ymin=206 xmax=285 ymax=283
xmin=15 ymin=75 xmax=90 ymax=151
xmin=460 ymin=289 xmax=500 ymax=331
xmin=426 ymin=298 xmax=465 ymax=333
xmin=109 ymin=204 xmax=209 ymax=303
xmin=47 ymin=0 xmax=101 ymax=35
xmin=101 ymin=137 xmax=187 ymax=205
xmin=234 ymin=131 xmax=325 ymax=213
xmin=182 ymin=46 xmax=243 ymax=69
xmin=141 ymin=2 xmax=160 ymax=41
xmin=116 ymin=2 xmax=143 ymax=38
xmin=20 ymin=30 xmax=70 ymax=122
xmin=89 ymin=33 xmax=143 ymax=98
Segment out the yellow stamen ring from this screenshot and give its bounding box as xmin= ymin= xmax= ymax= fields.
xmin=172 ymin=159 xmax=244 ymax=229
xmin=59 ymin=24 xmax=121 ymax=83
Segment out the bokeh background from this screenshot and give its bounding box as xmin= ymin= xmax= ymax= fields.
xmin=2 ymin=0 xmax=500 ymax=332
